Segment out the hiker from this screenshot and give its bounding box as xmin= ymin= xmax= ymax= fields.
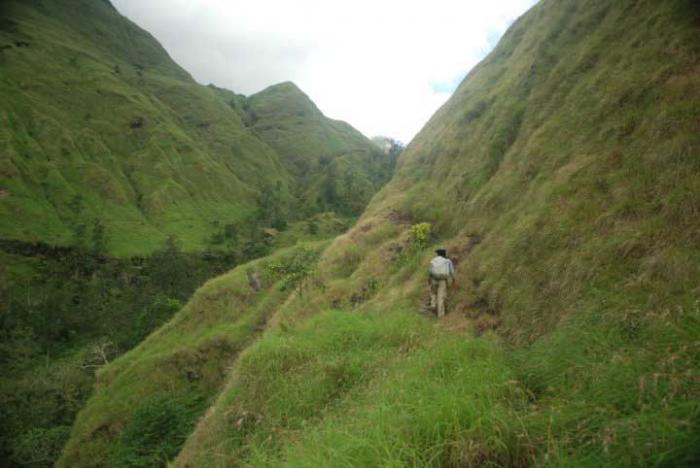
xmin=428 ymin=248 xmax=455 ymax=318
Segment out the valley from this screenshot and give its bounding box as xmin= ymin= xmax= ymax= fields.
xmin=2 ymin=0 xmax=699 ymax=466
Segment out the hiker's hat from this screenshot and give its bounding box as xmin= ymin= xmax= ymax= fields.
xmin=436 ymin=248 xmax=447 ymax=256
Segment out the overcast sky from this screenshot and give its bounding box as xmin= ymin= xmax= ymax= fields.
xmin=112 ymin=0 xmax=538 ymax=143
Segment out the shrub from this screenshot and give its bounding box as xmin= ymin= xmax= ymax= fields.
xmin=264 ymin=247 xmax=320 ymax=296
xmin=306 ymin=219 xmax=319 ymax=235
xmin=111 ymin=393 xmax=206 ymax=467
xmin=11 ymin=426 xmax=71 ymax=466
xmin=409 ymin=223 xmax=432 ymax=250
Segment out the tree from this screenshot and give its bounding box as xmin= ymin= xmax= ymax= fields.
xmin=91 ymin=219 xmax=107 ymax=254
xmin=306 ymin=219 xmax=319 ymax=235
xmin=256 ymin=181 xmax=288 ymax=230
xmin=265 ymin=248 xmax=319 ymax=298
xmin=320 ymin=170 xmax=337 ymax=210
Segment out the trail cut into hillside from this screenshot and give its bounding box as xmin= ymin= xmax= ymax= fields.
xmin=62 ymin=0 xmax=700 ymax=466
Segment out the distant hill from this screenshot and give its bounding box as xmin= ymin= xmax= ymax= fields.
xmin=0 ymin=0 xmax=389 ymax=256
xmin=60 ymin=0 xmax=700 ymax=466
xmin=242 ymin=82 xmax=396 ymax=216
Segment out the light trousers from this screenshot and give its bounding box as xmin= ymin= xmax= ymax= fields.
xmin=429 ymin=278 xmax=448 ymax=317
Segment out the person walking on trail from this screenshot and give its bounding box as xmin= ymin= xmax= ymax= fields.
xmin=428 ymin=248 xmax=455 ymax=318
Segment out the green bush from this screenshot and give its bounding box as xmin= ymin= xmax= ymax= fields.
xmin=409 ymin=223 xmax=432 ymax=250
xmin=264 ymin=247 xmax=320 ymax=296
xmin=111 ymin=393 xmax=207 ymax=467
xmin=11 ymin=426 xmax=71 ymax=466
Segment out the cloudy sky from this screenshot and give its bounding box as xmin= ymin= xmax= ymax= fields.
xmin=112 ymin=0 xmax=538 ymax=143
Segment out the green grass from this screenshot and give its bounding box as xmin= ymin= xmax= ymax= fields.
xmin=0 ymin=0 xmax=390 ymax=256
xmin=509 ymin=304 xmax=700 ymax=466
xmin=271 ymin=211 xmax=355 ymax=250
xmin=175 ymin=309 xmax=522 ymax=467
xmin=246 ymin=82 xmax=396 ymax=217
xmin=60 ymin=0 xmax=700 ymax=466
xmin=168 ymin=0 xmax=699 ymax=465
xmin=0 ymin=0 xmax=272 ymax=254
xmin=57 ymin=242 xmax=328 ymax=467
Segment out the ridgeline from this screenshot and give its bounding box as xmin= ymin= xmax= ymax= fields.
xmin=0 ymin=0 xmax=393 ymax=255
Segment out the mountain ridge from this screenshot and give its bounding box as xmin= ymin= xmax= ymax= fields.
xmin=0 ymin=0 xmax=391 ymax=255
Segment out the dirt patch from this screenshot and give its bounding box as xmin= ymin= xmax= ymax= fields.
xmin=386 ymin=209 xmax=413 ymax=225
xmin=472 ymin=314 xmax=501 ymax=336
xmin=468 ymin=297 xmax=490 ymax=314
xmin=90 ymin=422 xmax=122 ymax=440
xmin=225 ymin=409 xmax=261 ymax=432
xmin=358 ymin=222 xmax=373 ymax=232
xmin=665 ymin=65 xmax=700 ymax=87
xmin=385 ymin=242 xmax=404 ymax=262
xmin=447 ymin=234 xmax=482 ymax=267
xmin=436 ymin=310 xmax=473 ymax=334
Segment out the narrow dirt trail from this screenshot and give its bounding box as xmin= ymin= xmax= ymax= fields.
xmin=419 ymin=287 xmax=475 ymax=334
xmin=436 ymin=309 xmax=474 ymax=334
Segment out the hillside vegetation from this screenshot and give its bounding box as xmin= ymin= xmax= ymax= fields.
xmin=0 ymin=0 xmax=391 ymax=256
xmin=59 ymin=242 xmax=327 ymax=467
xmin=61 ymin=0 xmax=700 ymax=466
xmin=244 ymin=82 xmax=396 ymax=217
xmin=0 ymin=0 xmax=395 ymax=465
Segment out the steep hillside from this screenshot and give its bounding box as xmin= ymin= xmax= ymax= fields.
xmin=62 ymin=0 xmax=700 ymax=466
xmin=0 ymin=0 xmax=283 ymax=255
xmin=0 ymin=0 xmax=388 ymax=256
xmin=58 ymin=243 xmax=327 ymax=467
xmin=0 ymin=1 xmax=394 ymax=465
xmin=244 ymin=82 xmax=396 ymax=217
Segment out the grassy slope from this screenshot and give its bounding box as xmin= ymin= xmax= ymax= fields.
xmin=0 ymin=0 xmax=291 ymax=255
xmin=58 ymin=242 xmax=327 ymax=467
xmin=246 ymin=82 xmax=396 ymax=216
xmin=174 ymin=0 xmax=700 ymax=465
xmin=2 ymin=2 xmax=391 ymax=464
xmin=0 ymin=0 xmax=387 ymax=256
xmin=63 ymin=0 xmax=700 ymax=466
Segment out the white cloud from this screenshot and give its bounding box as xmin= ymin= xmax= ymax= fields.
xmin=112 ymin=0 xmax=538 ymax=143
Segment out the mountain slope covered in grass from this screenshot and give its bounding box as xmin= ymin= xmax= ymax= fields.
xmin=62 ymin=0 xmax=700 ymax=466
xmin=0 ymin=1 xmax=395 ymax=465
xmin=0 ymin=0 xmax=280 ymax=255
xmin=58 ymin=242 xmax=328 ymax=467
xmin=0 ymin=0 xmax=389 ymax=256
xmin=244 ymin=82 xmax=397 ymax=216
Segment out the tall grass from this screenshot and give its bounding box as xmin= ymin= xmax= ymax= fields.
xmin=176 ymin=310 xmax=526 ymax=467
xmin=57 ymin=243 xmax=327 ymax=466
xmin=62 ymin=0 xmax=700 ymax=465
xmin=170 ymin=0 xmax=700 ymax=464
